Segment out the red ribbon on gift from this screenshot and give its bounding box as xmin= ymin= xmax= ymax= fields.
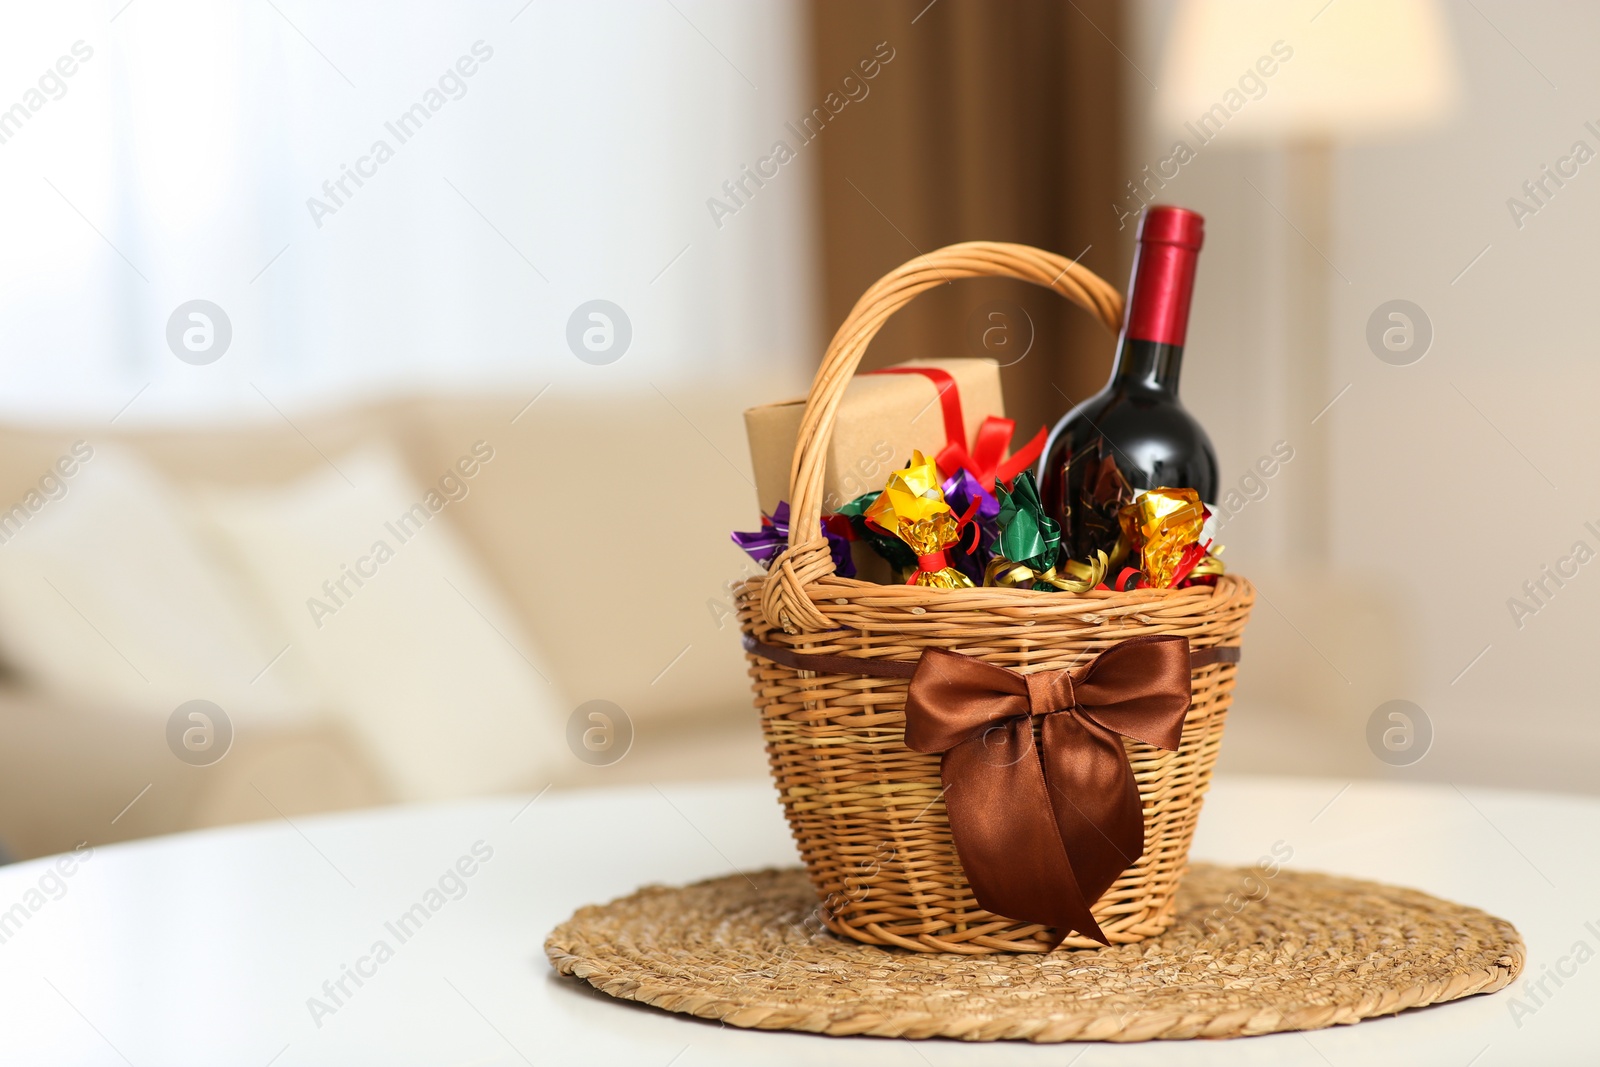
xmin=867 ymin=366 xmax=1047 ymax=492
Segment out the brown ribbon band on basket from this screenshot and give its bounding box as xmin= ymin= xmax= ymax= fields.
xmin=742 ymin=633 xmax=1240 ymax=947
xmin=740 ymin=633 xmax=1238 ymax=678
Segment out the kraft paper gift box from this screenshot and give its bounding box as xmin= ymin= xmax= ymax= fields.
xmin=743 ymin=358 xmax=1006 ymax=580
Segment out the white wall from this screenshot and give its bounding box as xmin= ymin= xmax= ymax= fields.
xmin=1131 ymin=0 xmax=1600 ymax=790
xmin=0 ymin=0 xmax=818 ymax=421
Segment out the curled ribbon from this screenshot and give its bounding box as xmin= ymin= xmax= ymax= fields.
xmin=984 ymin=550 xmax=1109 ymax=593
xmin=902 ymin=635 xmax=1194 ymax=946
xmin=867 ymin=366 xmax=1046 ymax=491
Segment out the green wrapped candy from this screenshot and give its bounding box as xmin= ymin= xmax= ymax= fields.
xmin=837 ymin=490 xmax=919 ymax=575
xmin=995 ymin=471 xmax=1060 ymax=574
xmin=987 ymin=472 xmax=1107 ymax=592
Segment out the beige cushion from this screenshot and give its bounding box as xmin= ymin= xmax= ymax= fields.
xmin=0 ymin=444 xmax=315 ymax=721
xmin=193 ymin=443 xmax=566 ymax=799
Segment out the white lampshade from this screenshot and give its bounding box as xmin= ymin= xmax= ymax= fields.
xmin=1156 ymin=0 xmax=1458 ymax=142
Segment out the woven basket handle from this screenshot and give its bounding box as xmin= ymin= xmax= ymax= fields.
xmin=761 ymin=240 xmax=1124 ymax=632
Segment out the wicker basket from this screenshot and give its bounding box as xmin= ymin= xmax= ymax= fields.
xmin=736 ymin=241 xmax=1254 ymax=954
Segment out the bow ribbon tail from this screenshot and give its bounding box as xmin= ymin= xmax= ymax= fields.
xmin=940 ymin=725 xmax=1102 ymax=948
xmin=904 ymin=650 xmax=1100 ymax=946
xmin=903 ymin=638 xmax=1195 ymax=947
xmin=1034 ymin=711 xmax=1146 ymax=942
xmin=1027 ymin=635 xmax=1194 ymax=931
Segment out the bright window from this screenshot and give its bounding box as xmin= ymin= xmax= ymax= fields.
xmin=0 ymin=0 xmax=817 ymax=421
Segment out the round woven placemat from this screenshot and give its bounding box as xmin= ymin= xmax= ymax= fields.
xmin=546 ymin=864 xmax=1522 ymax=1042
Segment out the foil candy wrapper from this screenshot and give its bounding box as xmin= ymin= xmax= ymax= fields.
xmin=1117 ymin=487 xmax=1214 ymax=589
xmin=864 ymin=450 xmax=975 ymax=588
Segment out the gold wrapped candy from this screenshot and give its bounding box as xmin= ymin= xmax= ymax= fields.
xmin=1117 ymin=487 xmax=1210 ymax=589
xmin=864 ymin=451 xmax=975 ymax=588
xmin=984 ymin=550 xmax=1109 ymax=593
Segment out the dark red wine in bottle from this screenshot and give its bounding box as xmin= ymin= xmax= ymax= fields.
xmin=1038 ymin=205 xmax=1217 ymax=566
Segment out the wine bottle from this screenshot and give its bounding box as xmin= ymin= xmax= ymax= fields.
xmin=1038 ymin=205 xmax=1218 ymax=567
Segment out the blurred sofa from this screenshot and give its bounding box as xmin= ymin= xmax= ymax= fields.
xmin=0 ymin=380 xmax=1422 ymax=862
xmin=0 ymin=386 xmax=774 ymax=859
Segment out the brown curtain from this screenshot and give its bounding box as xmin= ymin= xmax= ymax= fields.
xmin=807 ymin=0 xmax=1129 ymax=438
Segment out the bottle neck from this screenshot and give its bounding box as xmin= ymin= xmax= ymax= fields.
xmin=1110 ymin=337 xmax=1185 ymax=395
xmin=1111 ymin=217 xmax=1201 ymax=398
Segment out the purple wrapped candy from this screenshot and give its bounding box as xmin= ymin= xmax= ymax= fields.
xmin=731 ymin=501 xmax=855 ymax=578
xmin=940 ymin=469 xmax=1000 ymax=585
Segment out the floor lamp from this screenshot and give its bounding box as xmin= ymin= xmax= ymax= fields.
xmin=1158 ymin=0 xmax=1456 ymax=566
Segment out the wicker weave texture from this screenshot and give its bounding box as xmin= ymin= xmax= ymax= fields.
xmin=743 ymin=242 xmax=1256 ymax=952
xmin=740 ymin=575 xmax=1253 ymax=952
xmin=546 ymin=864 xmax=1524 ymax=1042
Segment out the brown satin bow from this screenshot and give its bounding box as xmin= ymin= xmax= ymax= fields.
xmin=903 ymin=634 xmax=1194 ymax=947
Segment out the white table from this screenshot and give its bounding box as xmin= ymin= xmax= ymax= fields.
xmin=0 ymin=776 xmax=1588 ymax=1066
